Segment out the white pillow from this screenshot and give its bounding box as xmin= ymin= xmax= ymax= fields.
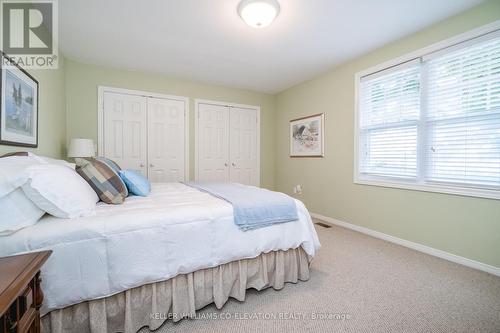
xmin=30 ymin=153 xmax=76 ymax=169
xmin=20 ymin=164 xmax=99 ymax=218
xmin=0 ymin=155 xmax=43 ymax=197
xmin=0 ymin=188 xmax=45 ymax=236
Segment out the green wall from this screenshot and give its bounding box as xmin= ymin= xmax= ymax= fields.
xmin=275 ymin=1 xmax=500 ymax=268
xmin=0 ymin=56 xmax=66 ymax=158
xmin=64 ymin=60 xmax=276 ymax=189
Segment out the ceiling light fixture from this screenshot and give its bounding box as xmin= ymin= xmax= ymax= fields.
xmin=237 ymin=0 xmax=280 ymax=28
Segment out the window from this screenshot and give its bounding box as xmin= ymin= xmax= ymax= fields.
xmin=356 ymin=28 xmax=500 ymax=199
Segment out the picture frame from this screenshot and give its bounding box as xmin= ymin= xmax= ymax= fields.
xmin=289 ymin=113 xmax=324 ymax=157
xmin=0 ymin=52 xmax=39 ymax=147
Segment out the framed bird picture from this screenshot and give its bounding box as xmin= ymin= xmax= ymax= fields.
xmin=289 ymin=113 xmax=324 ymax=157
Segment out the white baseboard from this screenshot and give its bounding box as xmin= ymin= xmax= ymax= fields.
xmin=310 ymin=212 xmax=500 ymax=277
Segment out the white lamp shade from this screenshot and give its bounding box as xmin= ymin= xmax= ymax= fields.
xmin=68 ymin=139 xmax=95 ymax=158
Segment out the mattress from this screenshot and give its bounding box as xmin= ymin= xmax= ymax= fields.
xmin=0 ymin=183 xmax=321 ymax=315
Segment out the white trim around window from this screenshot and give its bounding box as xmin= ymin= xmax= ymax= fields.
xmin=354 ymin=21 xmax=500 ymax=200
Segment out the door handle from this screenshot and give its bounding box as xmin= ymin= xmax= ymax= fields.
xmin=224 ymin=163 xmax=228 ymax=167
xmin=150 ymin=164 xmax=155 ymax=168
xmin=140 ymin=163 xmax=145 ymax=168
xmin=231 ymin=162 xmax=236 ymax=167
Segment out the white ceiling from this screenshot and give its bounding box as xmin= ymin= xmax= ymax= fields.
xmin=59 ymin=0 xmax=484 ymax=94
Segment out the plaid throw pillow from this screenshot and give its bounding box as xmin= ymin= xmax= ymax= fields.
xmin=95 ymin=156 xmax=121 ymax=173
xmin=75 ymin=157 xmax=128 ymax=204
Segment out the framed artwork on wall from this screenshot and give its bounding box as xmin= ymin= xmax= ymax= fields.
xmin=289 ymin=113 xmax=324 ymax=157
xmin=0 ymin=52 xmax=39 ymax=147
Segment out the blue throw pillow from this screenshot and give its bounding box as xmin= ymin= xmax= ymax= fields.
xmin=118 ymin=169 xmax=151 ymax=196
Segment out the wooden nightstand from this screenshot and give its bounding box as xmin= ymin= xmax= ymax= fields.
xmin=0 ymin=251 xmax=51 ymax=333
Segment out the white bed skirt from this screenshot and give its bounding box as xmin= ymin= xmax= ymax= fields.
xmin=42 ymin=247 xmax=310 ymax=333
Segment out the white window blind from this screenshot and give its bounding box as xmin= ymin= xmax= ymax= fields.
xmin=359 ymin=63 xmax=420 ymax=179
xmin=357 ymin=29 xmax=500 ymax=199
xmin=426 ymin=36 xmax=500 ymax=189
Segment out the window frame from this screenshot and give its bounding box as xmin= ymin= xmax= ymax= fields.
xmin=354 ymin=21 xmax=500 ymax=200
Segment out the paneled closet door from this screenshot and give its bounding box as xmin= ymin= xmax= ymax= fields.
xmin=229 ymin=107 xmax=259 ymax=186
xmin=197 ymin=103 xmax=230 ymax=182
xmin=103 ymin=92 xmax=147 ymax=175
xmin=147 ymin=97 xmax=186 ymax=182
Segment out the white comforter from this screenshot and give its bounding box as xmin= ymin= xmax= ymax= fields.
xmin=0 ymin=183 xmax=320 ymax=315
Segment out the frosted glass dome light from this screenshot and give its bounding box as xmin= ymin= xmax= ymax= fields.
xmin=238 ymin=0 xmax=280 ymax=28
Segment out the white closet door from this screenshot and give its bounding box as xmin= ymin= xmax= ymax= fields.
xmin=197 ymin=103 xmax=230 ymax=182
xmin=147 ymin=97 xmax=186 ymax=182
xmin=103 ymin=92 xmax=147 ymax=175
xmin=229 ymin=107 xmax=259 ymax=186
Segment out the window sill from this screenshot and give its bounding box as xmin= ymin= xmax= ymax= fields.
xmin=354 ymin=177 xmax=500 ymax=201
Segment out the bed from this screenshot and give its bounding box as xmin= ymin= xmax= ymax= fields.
xmin=0 ymin=182 xmax=321 ymax=333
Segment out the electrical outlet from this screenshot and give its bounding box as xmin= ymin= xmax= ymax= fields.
xmin=294 ymin=184 xmax=302 ymax=194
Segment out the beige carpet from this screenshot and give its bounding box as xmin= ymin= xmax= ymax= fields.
xmin=142 ymin=220 xmax=500 ymax=333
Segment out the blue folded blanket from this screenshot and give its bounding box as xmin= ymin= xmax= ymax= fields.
xmin=184 ymin=182 xmax=299 ymax=231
